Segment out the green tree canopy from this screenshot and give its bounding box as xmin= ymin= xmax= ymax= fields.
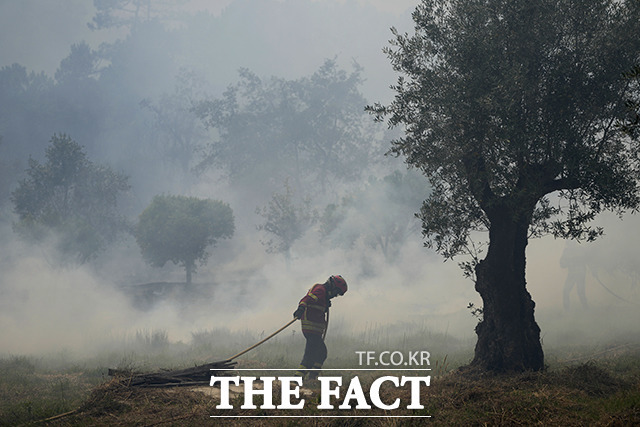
xmin=135 ymin=194 xmax=235 ymax=284
xmin=369 ymin=0 xmax=640 ymax=372
xmin=621 ymin=64 xmax=640 ymax=138
xmin=11 ymin=134 xmax=130 ymax=263
xmin=194 ymin=59 xmax=379 ymax=196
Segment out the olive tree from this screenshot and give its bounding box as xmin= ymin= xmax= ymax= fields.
xmin=135 ymin=194 xmax=234 ymax=284
xmin=369 ymin=0 xmax=640 ymax=372
xmin=621 ymin=65 xmax=640 ymax=138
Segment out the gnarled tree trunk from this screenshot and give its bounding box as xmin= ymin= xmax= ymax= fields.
xmin=471 ymin=202 xmax=544 ymax=372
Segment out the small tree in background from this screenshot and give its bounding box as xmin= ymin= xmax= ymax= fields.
xmin=318 ymin=170 xmax=427 ymax=262
xmin=256 ymin=180 xmax=316 ymax=267
xmin=135 ymin=194 xmax=235 ymax=284
xmin=11 ymin=134 xmax=130 ymax=263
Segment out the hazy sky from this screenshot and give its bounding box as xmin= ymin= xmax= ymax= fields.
xmin=0 ymin=0 xmax=105 ymax=74
xmin=0 ymin=0 xmax=417 ymax=76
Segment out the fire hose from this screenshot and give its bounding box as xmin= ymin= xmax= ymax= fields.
xmin=222 ymin=318 xmax=297 ymax=362
xmin=221 ymin=307 xmax=330 ymax=363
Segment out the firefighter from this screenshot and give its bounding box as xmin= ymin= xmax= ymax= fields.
xmin=293 ymin=275 xmax=348 ymax=379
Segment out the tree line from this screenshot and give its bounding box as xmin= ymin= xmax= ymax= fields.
xmin=1 ymin=3 xmax=417 ymax=283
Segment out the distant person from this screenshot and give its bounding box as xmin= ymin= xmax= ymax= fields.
xmin=560 ymin=244 xmax=589 ymax=310
xmin=293 ymin=275 xmax=347 ymax=380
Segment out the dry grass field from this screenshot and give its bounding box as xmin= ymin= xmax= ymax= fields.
xmin=2 ymin=336 xmax=639 ymax=426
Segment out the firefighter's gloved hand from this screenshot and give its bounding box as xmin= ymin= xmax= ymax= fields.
xmin=293 ymin=306 xmax=305 ymax=319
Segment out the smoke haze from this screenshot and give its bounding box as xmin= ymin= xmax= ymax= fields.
xmin=1 ymin=0 xmax=639 ymax=363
